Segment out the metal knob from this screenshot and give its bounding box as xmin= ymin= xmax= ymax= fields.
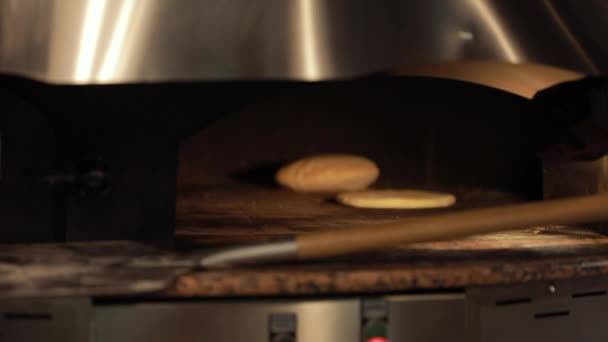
xmin=40 ymin=157 xmax=110 ymax=197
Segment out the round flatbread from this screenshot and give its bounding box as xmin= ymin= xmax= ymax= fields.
xmin=337 ymin=189 xmax=456 ymax=209
xmin=276 ymin=154 xmax=379 ymax=192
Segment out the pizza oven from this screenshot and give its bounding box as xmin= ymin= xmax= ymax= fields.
xmin=1 ymin=1 xmax=608 ymax=342
xmin=1 ymin=0 xmax=607 ymax=244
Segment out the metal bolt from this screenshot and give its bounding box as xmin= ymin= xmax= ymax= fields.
xmin=548 ymin=283 xmax=557 ymax=294
xmin=76 ymin=157 xmax=110 ymax=197
xmin=458 ymin=30 xmax=474 ymax=41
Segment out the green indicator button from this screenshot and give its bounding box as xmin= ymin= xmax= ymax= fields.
xmin=365 ymin=320 xmax=387 ymax=339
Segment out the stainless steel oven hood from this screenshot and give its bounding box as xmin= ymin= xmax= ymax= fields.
xmin=0 ymin=0 xmax=605 ymax=84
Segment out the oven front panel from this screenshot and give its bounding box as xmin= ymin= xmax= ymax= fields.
xmin=3 ymin=277 xmax=608 ymax=341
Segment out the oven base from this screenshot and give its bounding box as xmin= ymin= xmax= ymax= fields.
xmin=2 ymin=277 xmax=608 ymax=342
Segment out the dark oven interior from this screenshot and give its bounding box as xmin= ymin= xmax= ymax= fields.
xmin=0 ymin=73 xmax=604 ymax=244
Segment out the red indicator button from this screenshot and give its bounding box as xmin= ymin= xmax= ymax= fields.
xmin=366 ymin=337 xmax=389 ymax=342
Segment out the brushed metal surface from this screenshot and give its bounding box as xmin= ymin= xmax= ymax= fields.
xmin=94 ymin=299 xmax=361 ymax=342
xmin=200 ymin=240 xmax=298 ymax=268
xmin=0 ymin=0 xmax=605 ymax=84
xmin=0 ymin=298 xmax=92 ymax=342
xmin=93 ymin=295 xmax=466 ymax=342
xmin=466 ymin=277 xmax=608 ymax=342
xmin=389 ymin=294 xmax=465 ymax=342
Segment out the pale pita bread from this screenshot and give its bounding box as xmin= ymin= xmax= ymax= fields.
xmin=276 ymin=154 xmax=379 ymax=192
xmin=337 ymin=189 xmax=456 ymax=209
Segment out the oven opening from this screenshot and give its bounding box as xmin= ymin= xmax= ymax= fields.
xmin=176 ymin=74 xmax=544 ymax=247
